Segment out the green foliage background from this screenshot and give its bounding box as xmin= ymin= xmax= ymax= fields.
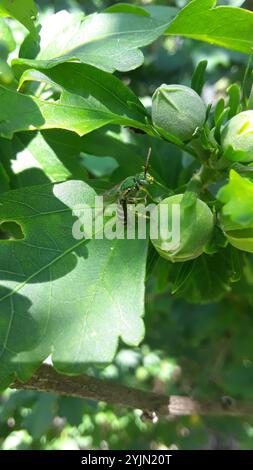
xmin=1 ymin=0 xmax=253 ymax=450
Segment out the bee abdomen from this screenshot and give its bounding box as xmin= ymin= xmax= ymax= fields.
xmin=117 ymin=201 xmax=127 ymax=226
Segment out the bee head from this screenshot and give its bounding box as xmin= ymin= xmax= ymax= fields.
xmin=137 ymin=172 xmax=154 ymax=186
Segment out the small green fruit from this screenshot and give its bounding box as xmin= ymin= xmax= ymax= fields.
xmin=151 ymin=194 xmax=214 ymax=263
xmin=221 ymin=111 xmax=253 ymax=162
xmin=220 ymin=214 xmax=253 ymax=253
xmin=151 ymin=84 xmax=206 ymax=142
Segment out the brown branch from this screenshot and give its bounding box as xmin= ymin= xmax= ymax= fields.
xmin=10 ymin=364 xmax=253 ymax=418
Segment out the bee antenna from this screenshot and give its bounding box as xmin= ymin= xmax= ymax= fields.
xmin=144 ymin=147 xmax=152 ymax=177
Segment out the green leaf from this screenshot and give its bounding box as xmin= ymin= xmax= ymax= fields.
xmin=0 ymin=18 xmax=15 ymax=55
xmin=0 ymin=161 xmax=9 ymax=193
xmin=0 ymin=181 xmax=148 ymax=388
xmin=79 ymin=126 xmax=182 ymax=187
xmin=1 ymin=129 xmax=88 ymax=189
xmin=170 ymin=249 xmax=236 ymax=304
xmin=12 ymin=132 xmax=84 ymax=183
xmin=0 ymin=63 xmax=150 ymax=139
xmin=105 ymin=4 xmax=150 ymax=16
xmin=0 ymin=59 xmax=15 ymax=86
xmin=191 ymin=59 xmax=208 ymax=95
xmin=143 ymin=5 xmax=179 ymax=22
xmin=165 ymin=0 xmax=253 ymax=55
xmin=14 ymin=9 xmax=175 ymax=73
xmin=214 ymin=106 xmax=230 ymax=142
xmin=217 ymin=170 xmax=253 ymax=226
xmin=227 ymin=83 xmax=241 ymax=119
xmin=171 ymin=260 xmax=195 ymax=295
xmin=81 ymin=128 xmax=146 ymax=182
xmin=214 ymin=98 xmax=225 ymax=126
xmin=81 ymin=154 xmax=118 ymax=178
xmin=0 ymin=0 xmax=38 ymax=38
xmin=22 ymin=394 xmax=57 ymax=439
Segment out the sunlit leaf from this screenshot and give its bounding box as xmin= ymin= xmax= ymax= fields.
xmin=0 ymin=0 xmax=37 ymax=37
xmin=0 ymin=181 xmax=148 ymax=388
xmin=165 ymin=0 xmax=253 ymax=55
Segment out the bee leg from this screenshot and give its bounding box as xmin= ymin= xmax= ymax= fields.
xmin=141 ymin=188 xmax=157 ymax=204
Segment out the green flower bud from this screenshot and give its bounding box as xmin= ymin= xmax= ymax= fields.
xmin=220 ymin=214 xmax=253 ymax=253
xmin=151 ymin=84 xmax=206 ymax=142
xmin=151 ymin=194 xmax=214 ymax=263
xmin=221 ymin=111 xmax=253 ymax=162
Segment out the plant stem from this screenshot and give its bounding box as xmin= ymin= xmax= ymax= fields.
xmin=10 ymin=364 xmax=253 ymax=418
xmin=186 ymin=165 xmax=214 ymax=194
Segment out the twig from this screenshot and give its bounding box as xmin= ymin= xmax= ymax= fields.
xmin=9 ymin=364 xmax=253 ymax=418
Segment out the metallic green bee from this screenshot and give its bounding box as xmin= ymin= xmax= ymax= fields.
xmin=102 ymin=148 xmax=170 ymax=225
xmin=119 ymin=149 xmax=155 ymax=224
xmin=119 ymin=148 xmax=153 ymax=197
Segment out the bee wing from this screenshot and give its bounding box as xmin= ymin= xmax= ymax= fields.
xmin=91 ymin=183 xmax=121 ymax=222
xmin=102 ymin=183 xmax=121 ymax=205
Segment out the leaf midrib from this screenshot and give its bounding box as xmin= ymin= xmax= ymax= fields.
xmin=0 ymin=236 xmax=88 ymax=303
xmin=21 ymin=68 xmax=146 ymax=121
xmin=39 ymin=21 xmax=168 ymax=61
xmin=3 ymin=92 xmax=145 ymax=129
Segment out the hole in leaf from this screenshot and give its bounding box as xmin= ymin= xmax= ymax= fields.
xmin=0 ymin=221 xmax=25 ymax=240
